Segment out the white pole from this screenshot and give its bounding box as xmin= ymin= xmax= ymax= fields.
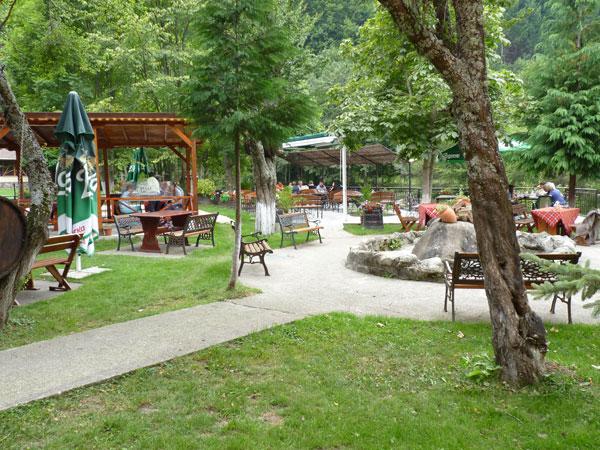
xmin=341 ymin=146 xmax=348 ymax=218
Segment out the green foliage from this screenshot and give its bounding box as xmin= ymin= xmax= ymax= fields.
xmin=517 ymin=0 xmax=600 ymax=181
xmin=360 ymin=184 xmax=372 ymax=201
xmin=524 ymin=254 xmax=600 ymax=318
xmin=197 ymin=178 xmax=217 ymax=197
xmin=462 ymin=353 xmax=501 ymax=383
xmin=276 ymin=186 xmax=295 ymax=212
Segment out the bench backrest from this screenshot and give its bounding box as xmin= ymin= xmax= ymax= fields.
xmin=39 ymin=234 xmax=81 ymax=255
xmin=277 ymin=212 xmax=309 ymax=229
xmin=294 ymin=194 xmax=323 ymax=206
xmin=184 ymin=213 xmax=218 ymax=234
xmin=452 ymin=251 xmax=581 ymax=286
xmin=512 ymin=203 xmax=529 ymax=217
xmin=372 ymin=191 xmax=395 ymax=202
xmin=114 ymin=214 xmax=143 ymax=231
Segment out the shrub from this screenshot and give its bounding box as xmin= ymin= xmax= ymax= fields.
xmin=197 ymin=179 xmax=216 ymax=197
xmin=277 ymin=186 xmax=295 ymax=212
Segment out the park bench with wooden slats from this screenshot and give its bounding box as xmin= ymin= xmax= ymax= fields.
xmin=512 ymin=203 xmax=535 ymax=232
xmin=371 ymin=191 xmax=396 ymax=206
xmin=444 ymin=251 xmax=581 ymax=323
xmin=393 ymin=203 xmax=420 ymax=232
xmin=27 ymin=233 xmax=81 ymax=292
xmin=293 ymin=193 xmax=324 ymax=218
xmin=233 ymin=224 xmax=273 ymax=276
xmin=164 ymin=213 xmax=218 ymax=255
xmin=114 ymin=214 xmax=145 ymax=251
xmin=276 ymin=211 xmax=323 ymax=249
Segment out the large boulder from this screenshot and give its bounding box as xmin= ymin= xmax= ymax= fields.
xmin=412 ymin=220 xmax=477 ymax=262
xmin=516 ymin=231 xmax=577 ymax=254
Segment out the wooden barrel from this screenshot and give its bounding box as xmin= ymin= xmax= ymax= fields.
xmin=0 ymin=196 xmax=27 ymax=279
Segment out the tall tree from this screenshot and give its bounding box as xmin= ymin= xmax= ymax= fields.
xmin=186 ymin=0 xmax=315 ymax=287
xmin=378 ymin=0 xmax=547 ymax=384
xmin=0 ymin=3 xmax=54 ymax=327
xmin=516 ymin=0 xmax=600 ymax=205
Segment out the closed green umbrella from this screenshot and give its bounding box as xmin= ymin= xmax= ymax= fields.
xmin=55 ymin=91 xmax=99 ymax=256
xmin=126 ymin=147 xmax=149 ymax=183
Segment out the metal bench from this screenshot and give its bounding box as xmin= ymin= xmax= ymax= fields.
xmin=27 ymin=233 xmax=81 ymax=292
xmin=444 ymin=251 xmax=581 ymax=323
xmin=276 ymin=211 xmax=323 ymax=249
xmin=114 ymin=214 xmax=145 ymax=251
xmin=164 ymin=213 xmax=218 ymax=255
xmin=236 ymin=226 xmax=273 ymax=276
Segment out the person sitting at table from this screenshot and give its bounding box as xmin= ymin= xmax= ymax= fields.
xmin=535 ymin=182 xmax=547 ymax=196
xmin=543 ymin=182 xmax=567 ymax=206
xmin=164 ymin=182 xmax=185 ymax=210
xmin=298 ymin=180 xmax=309 ymax=191
xmin=118 ymin=183 xmax=142 ymax=214
xmin=291 ymin=181 xmax=300 ymax=194
xmin=316 ymin=180 xmax=327 ymax=194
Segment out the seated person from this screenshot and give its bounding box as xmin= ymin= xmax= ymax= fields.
xmin=298 ymin=180 xmax=309 ymax=191
xmin=119 ymin=183 xmax=142 ymax=214
xmin=291 ymin=181 xmax=300 ymax=194
xmin=543 ymin=182 xmax=567 ymax=206
xmin=165 ymin=182 xmax=185 ymax=210
xmin=316 ymin=180 xmax=328 ymax=194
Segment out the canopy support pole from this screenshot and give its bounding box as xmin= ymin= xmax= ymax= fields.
xmin=102 ymin=146 xmax=111 ymax=218
xmin=341 ymin=146 xmax=348 ymax=218
xmin=190 ymin=140 xmax=198 ymax=211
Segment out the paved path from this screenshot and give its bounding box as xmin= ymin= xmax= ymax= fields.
xmin=1 ymin=212 xmax=598 ymax=410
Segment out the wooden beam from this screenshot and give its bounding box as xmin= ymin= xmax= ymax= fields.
xmin=168 ymin=145 xmax=186 ymax=162
xmin=0 ymin=126 xmax=10 ymax=140
xmin=169 ymin=125 xmax=193 ymax=148
xmin=102 ymin=146 xmax=111 ymax=218
xmin=185 ymin=146 xmax=191 ymax=198
xmin=190 ymin=140 xmax=198 ymax=211
xmin=93 ymin=128 xmax=103 ymax=232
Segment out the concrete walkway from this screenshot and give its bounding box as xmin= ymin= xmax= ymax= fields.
xmin=1 ymin=211 xmax=598 ymax=410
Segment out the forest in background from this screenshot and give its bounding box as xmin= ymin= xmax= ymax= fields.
xmin=0 ymin=0 xmax=598 ymax=192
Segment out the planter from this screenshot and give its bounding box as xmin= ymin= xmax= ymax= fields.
xmin=361 ymin=206 xmax=384 ymax=229
xmin=101 ymin=227 xmax=113 ymax=236
xmin=438 ymin=207 xmax=457 ymax=223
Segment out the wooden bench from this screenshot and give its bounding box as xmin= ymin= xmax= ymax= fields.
xmin=393 ymin=203 xmax=420 ymax=232
xmin=371 ymin=191 xmax=396 ymax=206
xmin=444 ymin=251 xmax=581 ymax=323
xmin=512 ymin=203 xmax=535 ymax=232
xmin=276 ymin=211 xmax=323 ymax=249
xmin=27 ymin=234 xmax=81 ymax=292
xmin=164 ymin=213 xmax=218 ymax=255
xmin=238 ymin=228 xmax=273 ymax=276
xmin=293 ymin=193 xmax=324 ymax=218
xmin=114 ymin=214 xmax=145 ymax=251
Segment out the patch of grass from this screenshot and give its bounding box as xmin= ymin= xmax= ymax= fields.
xmin=0 ymin=215 xmax=258 ymax=350
xmin=343 ymin=223 xmax=403 ymax=236
xmin=0 ymin=314 xmax=597 ymax=448
xmin=0 ymin=187 xmax=16 ymax=198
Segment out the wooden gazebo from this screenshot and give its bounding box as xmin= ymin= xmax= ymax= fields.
xmin=0 ymin=112 xmax=198 ymax=228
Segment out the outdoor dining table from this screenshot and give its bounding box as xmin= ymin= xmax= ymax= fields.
xmin=418 ymin=203 xmax=440 ymax=227
xmin=530 ymin=207 xmax=580 ymax=236
xmin=132 ymin=210 xmax=192 ymax=253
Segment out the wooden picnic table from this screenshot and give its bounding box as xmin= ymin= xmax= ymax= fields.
xmin=132 ymin=210 xmax=192 ymax=253
xmin=531 ymin=207 xmax=580 ymax=236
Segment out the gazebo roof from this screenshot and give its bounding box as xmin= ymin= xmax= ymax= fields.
xmin=0 ymin=112 xmax=193 ymax=150
xmin=283 ymin=142 xmax=397 ymax=167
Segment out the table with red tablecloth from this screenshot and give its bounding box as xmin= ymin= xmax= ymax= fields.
xmin=531 ymin=207 xmax=580 ymax=235
xmin=418 ymin=203 xmax=440 ymax=227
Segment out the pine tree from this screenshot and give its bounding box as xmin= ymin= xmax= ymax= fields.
xmin=518 ymin=0 xmax=600 ymax=205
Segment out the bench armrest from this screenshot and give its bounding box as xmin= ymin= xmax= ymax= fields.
xmin=443 ymin=260 xmax=453 ymax=275
xmin=308 ymin=219 xmax=321 ymax=226
xmin=242 ymin=231 xmax=262 ymax=239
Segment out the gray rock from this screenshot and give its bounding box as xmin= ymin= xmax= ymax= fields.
xmin=412 ymin=221 xmax=477 ymax=262
xmin=418 ymin=257 xmax=444 ymax=274
xmin=517 ymin=231 xmax=576 ymax=253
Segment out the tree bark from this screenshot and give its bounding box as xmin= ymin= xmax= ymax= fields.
xmin=421 ymin=152 xmax=435 ymax=203
xmin=379 ymin=0 xmax=547 ymax=384
xmin=0 ymin=66 xmax=54 ymax=328
xmin=227 ymin=132 xmax=242 ymax=290
xmin=246 ymin=139 xmax=277 ymax=235
xmin=568 ymin=173 xmax=576 ymax=207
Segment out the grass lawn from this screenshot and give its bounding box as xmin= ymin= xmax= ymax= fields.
xmin=0 ymin=187 xmax=16 ymax=198
xmin=343 ymin=223 xmax=404 ymax=235
xmin=0 ymin=206 xmax=258 ymax=351
xmin=0 ymin=314 xmax=597 ymax=449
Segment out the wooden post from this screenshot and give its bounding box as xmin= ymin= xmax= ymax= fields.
xmin=190 ymin=140 xmax=198 ymax=211
xmin=185 ymin=146 xmax=191 ymax=204
xmin=93 ymin=128 xmax=103 ymax=232
xmin=102 ymin=146 xmax=111 ymax=218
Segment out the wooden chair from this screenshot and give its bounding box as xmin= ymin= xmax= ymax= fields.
xmin=512 ymin=203 xmax=535 ymax=232
xmin=393 ymin=203 xmax=419 ymax=232
xmin=164 ymin=213 xmax=218 ymax=255
xmin=27 ymin=234 xmax=81 ymax=292
xmin=114 ymin=214 xmax=145 ymax=251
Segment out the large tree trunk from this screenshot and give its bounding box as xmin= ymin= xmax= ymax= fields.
xmin=568 ymin=173 xmax=576 ymax=207
xmin=0 ymin=66 xmax=54 ymax=328
xmin=380 ymin=0 xmax=547 ymax=384
xmin=421 ymin=152 xmax=435 ymax=203
xmin=246 ymin=139 xmax=277 ymax=235
xmin=227 ymin=132 xmax=242 ymax=290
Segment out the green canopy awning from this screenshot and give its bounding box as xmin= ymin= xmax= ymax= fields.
xmin=442 ymin=140 xmax=530 ymax=162
xmin=54 ymin=91 xmax=99 ymax=256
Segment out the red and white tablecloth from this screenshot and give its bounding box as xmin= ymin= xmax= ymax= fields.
xmin=531 ymin=207 xmax=580 ymax=235
xmin=418 ymin=203 xmax=440 ymax=227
